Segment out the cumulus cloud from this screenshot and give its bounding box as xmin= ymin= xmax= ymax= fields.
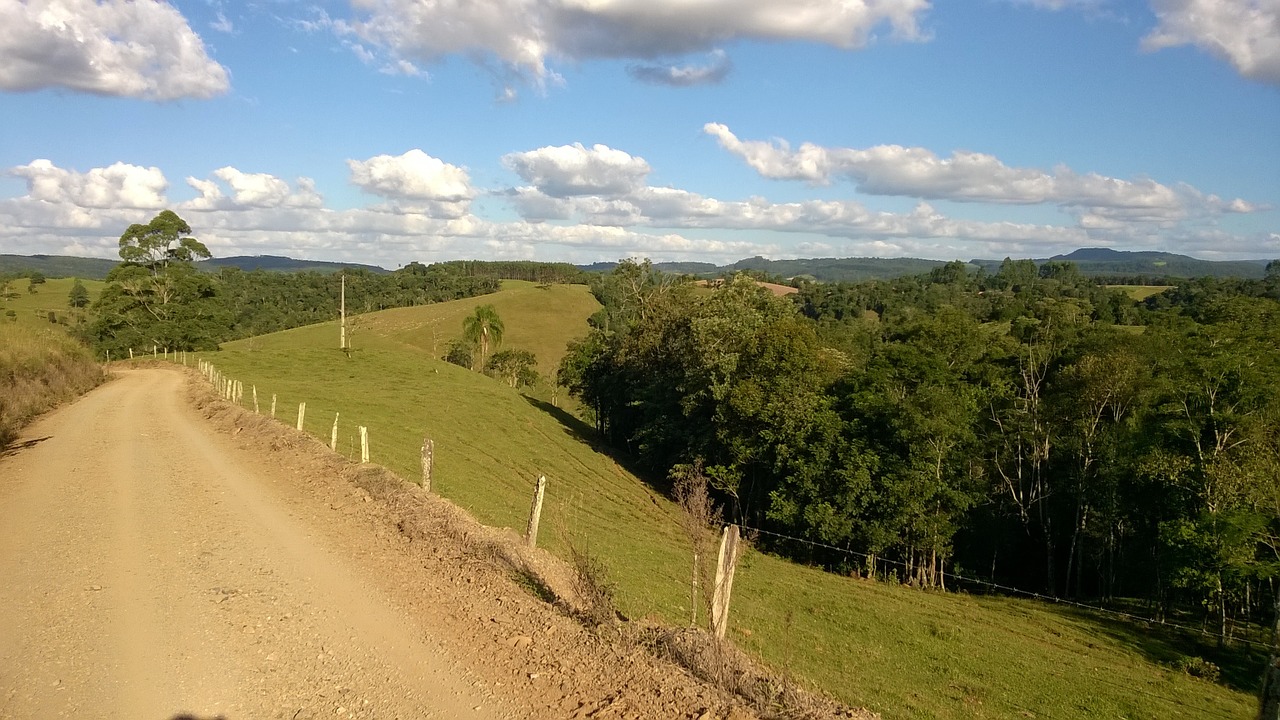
xmin=0 ymin=0 xmax=231 ymax=100
xmin=343 ymin=0 xmax=931 ymax=85
xmin=1142 ymin=0 xmax=1280 ymax=85
xmin=628 ymin=50 xmax=732 ymax=86
xmin=182 ymin=168 xmax=324 ymax=210
xmin=503 ymin=143 xmax=652 ymax=196
xmin=703 ymin=123 xmax=1261 ymax=220
xmin=2 ymin=154 xmax=1271 ymax=268
xmin=347 ymin=149 xmax=474 ymax=217
xmin=7 ymin=159 xmax=168 ymax=209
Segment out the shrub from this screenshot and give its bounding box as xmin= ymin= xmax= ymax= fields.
xmin=1174 ymin=656 xmax=1220 ymax=682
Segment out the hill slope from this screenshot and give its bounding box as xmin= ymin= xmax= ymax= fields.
xmin=192 ymin=282 xmax=1254 ymax=720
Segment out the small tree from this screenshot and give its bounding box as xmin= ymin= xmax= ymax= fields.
xmin=462 ymin=304 xmax=504 ymax=370
xmin=26 ymin=272 xmax=45 ymax=293
xmin=443 ymin=338 xmax=476 ymax=369
xmin=68 ymin=279 xmax=89 ymax=309
xmin=485 ymin=349 xmax=539 ymax=388
xmin=669 ymin=459 xmax=721 ymax=628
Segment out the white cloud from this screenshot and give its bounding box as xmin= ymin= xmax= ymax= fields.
xmin=2 ymin=156 xmax=1273 ymax=268
xmin=1142 ymin=0 xmax=1280 ymax=85
xmin=703 ymin=123 xmax=1261 ymax=220
xmin=503 ymin=143 xmax=652 ymax=197
xmin=0 ymin=0 xmax=230 ymax=100
xmin=7 ymin=159 xmax=168 ymax=209
xmin=182 ymin=168 xmax=324 ymax=210
xmin=211 ymin=11 xmax=234 ymax=34
xmin=628 ymin=49 xmax=732 ymax=86
xmin=347 ymin=149 xmax=474 ymax=217
xmin=343 ymin=0 xmax=931 ymax=85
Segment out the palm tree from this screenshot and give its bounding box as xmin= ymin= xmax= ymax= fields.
xmin=462 ymin=304 xmax=504 ymax=370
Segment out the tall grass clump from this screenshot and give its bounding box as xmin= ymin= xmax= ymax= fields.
xmin=0 ymin=324 xmax=105 ymax=447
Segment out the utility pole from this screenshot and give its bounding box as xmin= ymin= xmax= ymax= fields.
xmin=340 ymin=272 xmax=347 ymax=351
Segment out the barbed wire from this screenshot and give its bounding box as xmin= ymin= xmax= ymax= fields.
xmin=737 ymin=523 xmax=1274 ymax=651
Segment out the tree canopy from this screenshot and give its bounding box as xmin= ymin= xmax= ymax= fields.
xmin=560 ymin=259 xmax=1280 ymax=646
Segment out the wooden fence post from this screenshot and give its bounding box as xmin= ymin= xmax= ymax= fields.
xmin=129 ymin=348 xmax=133 ymax=360
xmin=421 ymin=437 xmax=434 ymax=492
xmin=296 ymin=402 xmax=306 ymax=431
xmin=524 ymin=475 xmax=547 ymax=548
xmin=271 ymin=394 xmax=277 ymax=418
xmin=152 ymin=344 xmax=157 ymax=358
xmin=711 ymin=524 xmax=742 ymax=640
xmin=331 ymin=413 xmax=339 ymax=451
xmin=252 ymin=385 xmax=259 ymax=414
xmin=359 ymin=426 xmax=369 ymax=463
xmin=1263 ymin=656 xmax=1280 ymax=720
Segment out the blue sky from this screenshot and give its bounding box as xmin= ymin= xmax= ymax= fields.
xmin=1 ymin=0 xmax=1277 ymax=268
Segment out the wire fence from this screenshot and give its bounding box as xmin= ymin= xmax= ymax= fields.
xmin=179 ymin=354 xmax=1259 ymax=719
xmin=739 ymin=522 xmax=1275 ymax=652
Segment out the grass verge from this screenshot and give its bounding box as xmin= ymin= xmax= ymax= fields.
xmin=0 ymin=323 xmax=106 ymax=448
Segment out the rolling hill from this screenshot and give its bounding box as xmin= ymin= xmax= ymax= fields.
xmin=186 ymin=280 xmax=1256 ymax=720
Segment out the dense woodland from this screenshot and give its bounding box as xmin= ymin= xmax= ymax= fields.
xmin=560 ymin=258 xmax=1280 ymax=642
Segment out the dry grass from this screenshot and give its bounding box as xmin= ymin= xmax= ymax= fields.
xmin=0 ymin=324 xmax=105 ymax=448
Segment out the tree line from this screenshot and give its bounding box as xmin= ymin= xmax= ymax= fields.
xmin=559 ymin=258 xmax=1280 ymax=644
xmin=82 ymin=211 xmax=502 ymax=356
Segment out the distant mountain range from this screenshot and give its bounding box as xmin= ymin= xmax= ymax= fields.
xmin=968 ymin=248 xmax=1269 ymax=281
xmin=203 ymin=255 xmax=388 ymax=274
xmin=0 ymin=254 xmax=388 ymax=280
xmin=1 ymin=248 xmax=1272 ymax=283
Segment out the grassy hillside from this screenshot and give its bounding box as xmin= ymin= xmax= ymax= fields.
xmin=0 ymin=254 xmax=118 ymax=280
xmin=1110 ymin=285 xmax=1173 ymax=301
xmin=192 ymin=281 xmax=1256 ymax=720
xmin=0 ymin=277 xmax=104 ymax=329
xmin=0 ymin=278 xmax=108 ymax=447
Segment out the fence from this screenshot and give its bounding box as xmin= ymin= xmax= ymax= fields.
xmin=172 ymin=353 xmax=1257 ymax=720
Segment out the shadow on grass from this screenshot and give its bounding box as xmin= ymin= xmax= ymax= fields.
xmin=518 ymin=395 xmax=672 ymax=496
xmin=1052 ymin=604 xmax=1267 ymax=695
xmin=0 ymin=435 xmax=51 ymax=458
xmin=507 ymin=564 xmax=559 ymax=605
xmin=520 ymin=395 xmax=596 ymax=447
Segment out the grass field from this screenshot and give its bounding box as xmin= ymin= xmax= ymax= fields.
xmin=1110 ymin=285 xmax=1173 ymax=301
xmin=191 ymin=281 xmax=1257 ymax=720
xmin=0 ymin=277 xmax=103 ymax=330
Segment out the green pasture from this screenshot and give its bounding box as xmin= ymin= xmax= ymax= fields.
xmin=189 ymin=281 xmax=1256 ymax=720
xmin=0 ymin=277 xmax=102 ymax=330
xmin=1109 ymin=285 xmax=1173 ymax=301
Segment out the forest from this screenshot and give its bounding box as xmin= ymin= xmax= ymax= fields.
xmin=559 ymin=258 xmax=1280 ymax=643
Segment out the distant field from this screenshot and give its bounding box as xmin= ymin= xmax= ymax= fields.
xmin=188 ymin=281 xmax=1255 ymax=720
xmin=1110 ymin=284 xmax=1172 ymax=301
xmin=0 ymin=277 xmax=103 ymax=330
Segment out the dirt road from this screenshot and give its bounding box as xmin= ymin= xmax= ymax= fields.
xmin=0 ymin=368 xmax=763 ymax=720
xmin=1 ymin=368 xmax=526 ymax=718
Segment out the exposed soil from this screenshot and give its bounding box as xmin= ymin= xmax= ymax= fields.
xmin=0 ymin=367 xmax=864 ymax=719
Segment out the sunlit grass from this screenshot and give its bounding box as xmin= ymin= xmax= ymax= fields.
xmin=192 ymin=281 xmax=1256 ymax=720
xmin=1108 ymin=285 xmax=1172 ymax=301
xmin=0 ymin=322 xmax=105 ymax=447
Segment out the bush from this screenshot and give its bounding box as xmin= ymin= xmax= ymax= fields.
xmin=443 ymin=339 xmax=475 ymax=369
xmin=1173 ymin=656 xmax=1220 ymax=682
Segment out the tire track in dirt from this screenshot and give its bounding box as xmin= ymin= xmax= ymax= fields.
xmin=0 ymin=369 xmax=512 ymax=719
